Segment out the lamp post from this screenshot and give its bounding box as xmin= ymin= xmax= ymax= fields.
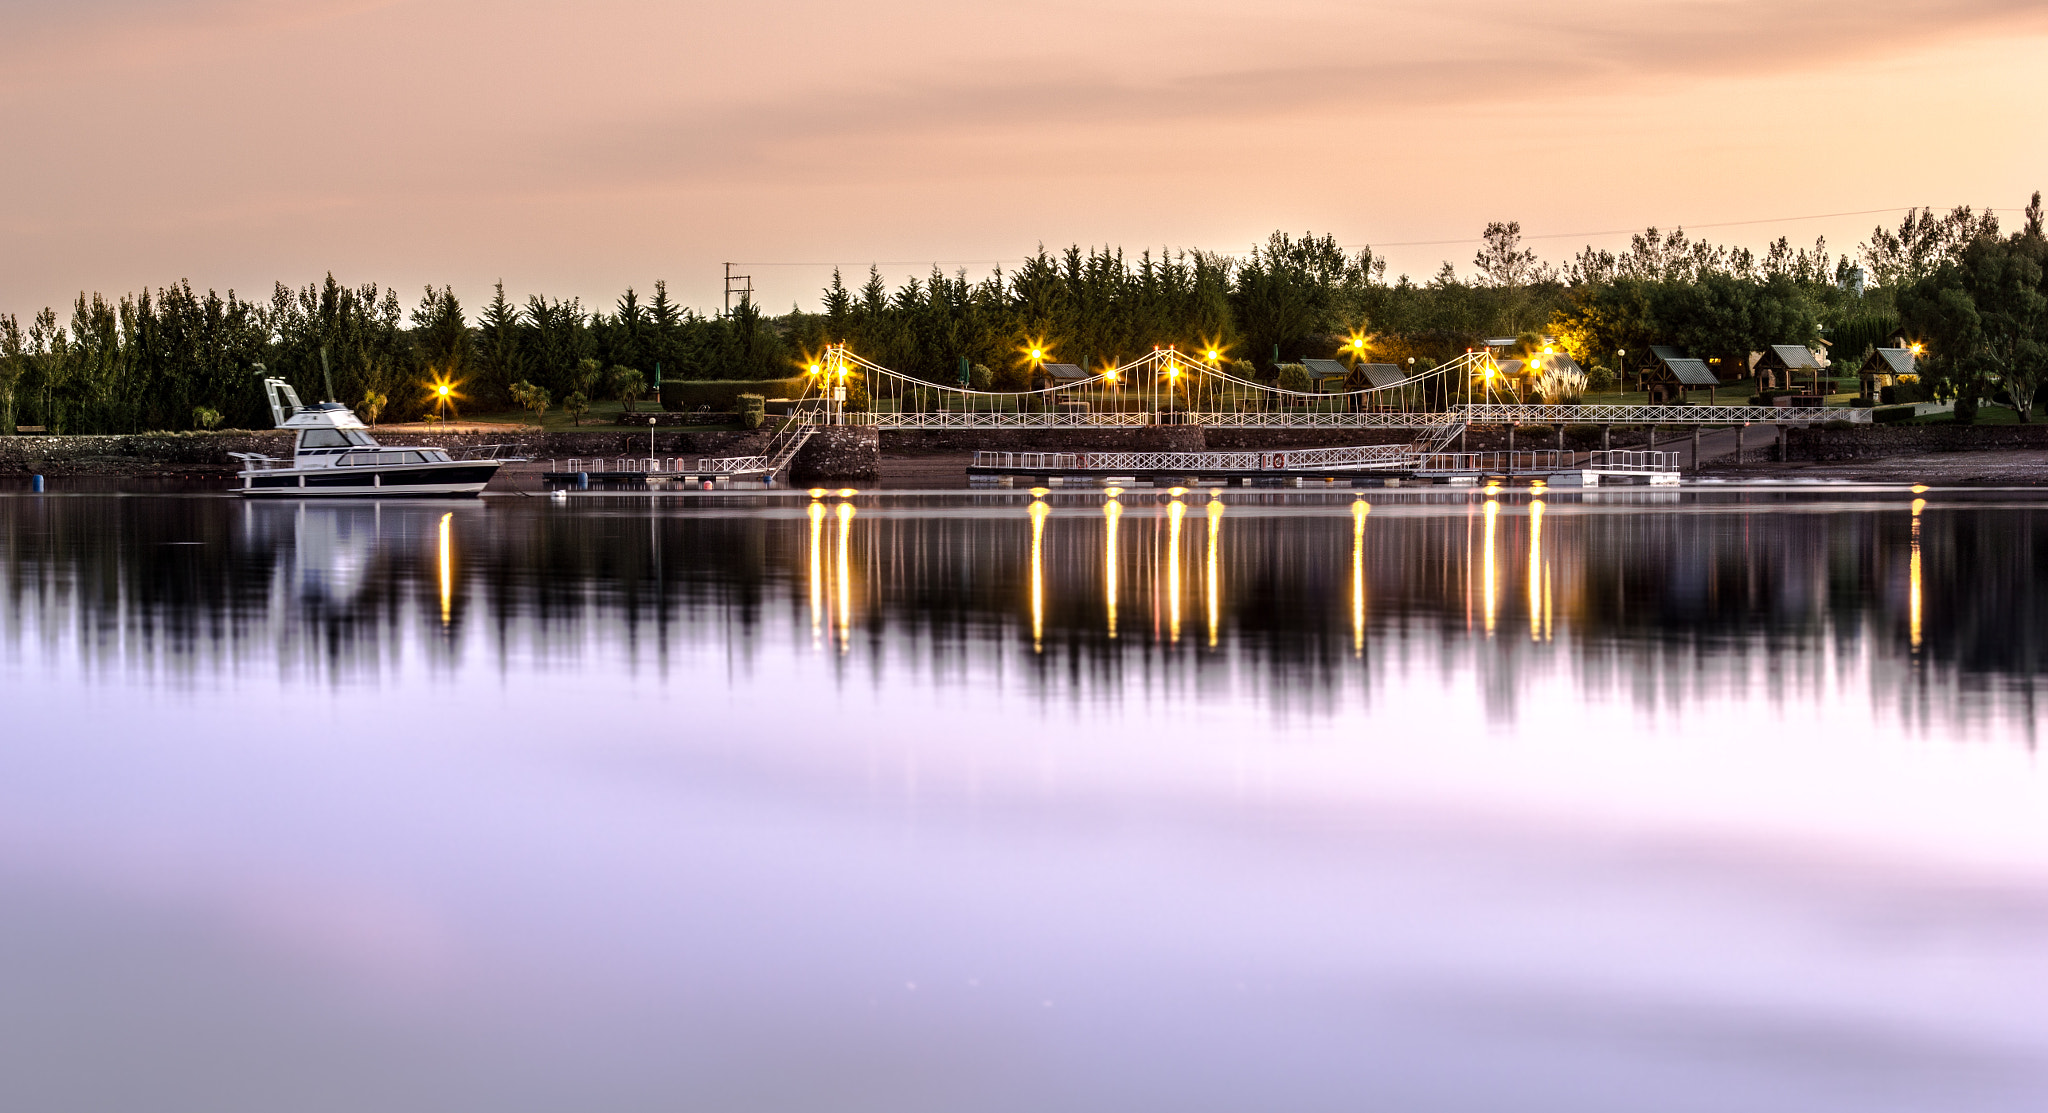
xmin=1616 ymin=349 xmax=1627 ymax=398
xmin=435 ymin=382 xmax=453 ymax=425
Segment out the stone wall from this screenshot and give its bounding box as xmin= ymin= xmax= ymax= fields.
xmin=0 ymin=431 xmax=292 ymax=474
xmin=790 ymin=427 xmax=879 ymax=481
xmin=1782 ymin=424 xmax=2048 ymax=462
xmin=0 ymin=428 xmax=785 ymax=474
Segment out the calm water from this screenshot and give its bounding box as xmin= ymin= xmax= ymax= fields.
xmin=3 ymin=487 xmax=2046 ymax=1112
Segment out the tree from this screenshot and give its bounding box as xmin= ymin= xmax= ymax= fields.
xmin=509 ymin=380 xmax=551 ymax=425
xmin=611 ymin=365 xmax=646 ymax=412
xmin=0 ymin=313 xmax=22 ymax=433
xmin=411 ymin=285 xmax=470 ymax=385
xmin=360 ymin=388 xmax=388 ymax=426
xmin=562 ymin=390 xmax=590 ymax=426
xmin=473 ymin=281 xmax=524 ymax=406
xmin=1897 ymin=214 xmax=2047 ymax=420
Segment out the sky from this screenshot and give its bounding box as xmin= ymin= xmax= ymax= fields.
xmin=4 ymin=0 xmax=2047 ymax=322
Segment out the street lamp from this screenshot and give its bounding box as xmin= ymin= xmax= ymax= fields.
xmin=1616 ymin=349 xmax=1627 ymax=395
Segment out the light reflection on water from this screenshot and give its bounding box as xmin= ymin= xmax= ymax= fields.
xmin=2 ymin=489 xmax=2047 ymax=1112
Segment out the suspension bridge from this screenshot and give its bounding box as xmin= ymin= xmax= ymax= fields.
xmin=549 ymin=344 xmax=1868 ymax=484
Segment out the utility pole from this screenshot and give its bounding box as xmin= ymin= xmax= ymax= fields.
xmin=722 ymin=263 xmax=753 ymax=315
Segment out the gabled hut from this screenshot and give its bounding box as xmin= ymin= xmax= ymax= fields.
xmin=1301 ymin=358 xmax=1353 ymax=391
xmin=1859 ymin=348 xmax=1915 ymax=396
xmin=1753 ymin=345 xmax=1831 ymax=394
xmin=1643 ymin=345 xmax=1720 ymax=404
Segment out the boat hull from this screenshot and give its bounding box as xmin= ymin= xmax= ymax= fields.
xmin=234 ymin=461 xmax=503 ymax=497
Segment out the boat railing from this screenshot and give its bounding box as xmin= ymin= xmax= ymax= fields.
xmin=228 ymin=452 xmax=286 ymax=470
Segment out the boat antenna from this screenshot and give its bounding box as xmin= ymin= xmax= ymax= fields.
xmin=318 ymin=345 xmax=336 ymax=403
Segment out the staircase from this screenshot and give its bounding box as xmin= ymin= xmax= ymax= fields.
xmin=1408 ymin=414 xmax=1467 ymax=455
xmin=696 ymin=394 xmax=824 ymax=479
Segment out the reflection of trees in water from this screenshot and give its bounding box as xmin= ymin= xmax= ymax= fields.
xmin=0 ymin=495 xmax=2041 ymax=727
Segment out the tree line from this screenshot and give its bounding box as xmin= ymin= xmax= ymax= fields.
xmin=0 ymin=198 xmax=2039 ymax=433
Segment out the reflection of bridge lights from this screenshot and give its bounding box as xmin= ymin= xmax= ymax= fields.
xmin=1352 ymin=500 xmax=1369 ymax=656
xmin=1168 ymin=486 xmax=1187 ymax=498
xmin=1104 ymin=486 xmax=1123 ymax=498
xmin=1529 ymin=499 xmax=1545 ymax=642
xmin=1029 ymin=499 xmax=1048 ymax=653
xmin=1030 ymin=487 xmax=1049 ymax=498
xmin=808 ymin=501 xmax=826 ymax=646
xmin=1206 ymin=497 xmax=1223 ymax=649
xmin=1911 ymin=483 xmax=1928 ymax=494
xmin=1910 ymin=498 xmax=1925 ymax=650
xmin=438 ymin=512 xmax=453 ymax=626
xmin=835 ymin=502 xmax=854 ymax=653
xmin=1104 ymin=497 xmax=1121 ymax=639
xmin=1167 ymin=499 xmax=1185 ymax=643
xmin=1482 ymin=499 xmax=1499 ymax=636
xmin=836 ymin=488 xmax=857 ymax=498
xmin=808 ymin=488 xmax=826 ymax=498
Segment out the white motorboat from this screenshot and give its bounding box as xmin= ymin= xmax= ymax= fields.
xmin=231 ymin=378 xmax=506 ymax=497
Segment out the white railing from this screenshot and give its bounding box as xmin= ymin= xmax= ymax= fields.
xmin=972 ymin=445 xmax=1683 ymax=476
xmin=814 ymin=403 xmax=1863 ymax=429
xmin=1456 ymin=403 xmax=1870 ymax=425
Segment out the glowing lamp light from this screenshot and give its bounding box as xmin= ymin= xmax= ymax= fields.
xmin=437 ymin=384 xmax=451 ymax=397
xmin=809 ymin=488 xmax=827 ymax=498
xmin=1030 ymin=348 xmax=1043 ymax=360
xmin=809 ymin=363 xmax=821 ymax=374
xmin=1030 ymin=487 xmax=1050 ymax=498
xmin=1206 ymin=349 xmax=1219 ymax=361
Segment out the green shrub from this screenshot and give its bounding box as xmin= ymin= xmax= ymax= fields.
xmin=735 ymin=393 xmax=766 ymax=430
xmin=1874 ymin=406 xmax=1917 ymax=424
xmin=660 ymin=377 xmax=808 ymax=412
xmin=1850 ymin=397 xmax=1874 ymax=408
xmin=1880 ymin=382 xmax=1929 ymax=406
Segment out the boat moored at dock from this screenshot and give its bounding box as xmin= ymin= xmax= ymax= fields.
xmin=231 ymin=378 xmax=507 ymax=497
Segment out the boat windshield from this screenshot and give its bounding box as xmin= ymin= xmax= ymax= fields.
xmin=298 ymin=429 xmax=376 ymax=450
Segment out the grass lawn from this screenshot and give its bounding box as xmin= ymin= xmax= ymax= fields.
xmin=1900 ymin=402 xmax=2048 ymax=426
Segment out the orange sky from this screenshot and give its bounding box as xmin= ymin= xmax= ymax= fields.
xmin=4 ymin=0 xmax=2046 ymax=320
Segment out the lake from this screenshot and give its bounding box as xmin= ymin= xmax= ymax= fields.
xmin=2 ymin=486 xmax=2045 ymax=1112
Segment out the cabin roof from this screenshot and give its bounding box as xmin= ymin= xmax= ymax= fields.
xmin=1042 ymin=362 xmax=1090 ymax=381
xmin=1758 ymin=344 xmax=1823 ymax=370
xmin=1301 ymin=358 xmax=1352 ymax=382
xmin=1862 ymin=348 xmax=1916 ymax=376
xmin=1358 ymin=363 xmax=1409 ymax=388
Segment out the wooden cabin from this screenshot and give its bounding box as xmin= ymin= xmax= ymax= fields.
xmin=1753 ymin=344 xmax=1832 ymax=394
xmin=1859 ymin=348 xmax=1915 ymax=397
xmin=1643 ymin=345 xmax=1720 ymax=404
